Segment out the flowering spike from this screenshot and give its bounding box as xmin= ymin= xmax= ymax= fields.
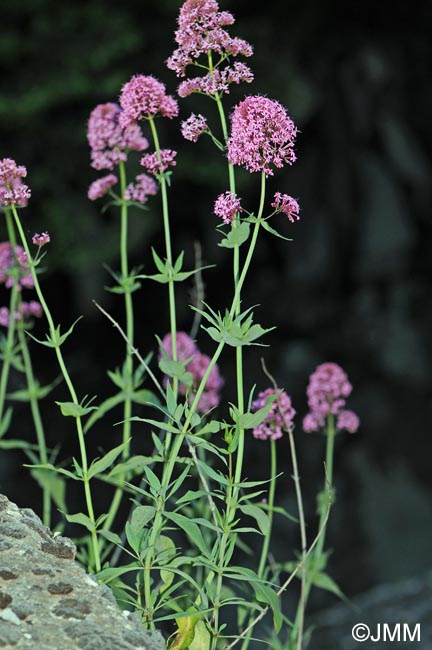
xmin=303 ymin=362 xmax=359 ymax=434
xmin=119 ymin=75 xmax=179 ymax=126
xmin=214 ymin=191 xmax=242 ymax=225
xmin=227 ymin=96 xmax=297 ymax=176
xmin=0 ymin=158 xmax=31 ymax=207
xmin=88 ymin=174 xmax=118 ymax=201
xmin=252 ymin=388 xmax=296 ymax=440
xmin=271 ymin=193 xmax=300 ymax=223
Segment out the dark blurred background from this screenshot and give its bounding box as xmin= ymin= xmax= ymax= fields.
xmin=1 ymin=0 xmax=431 ymax=643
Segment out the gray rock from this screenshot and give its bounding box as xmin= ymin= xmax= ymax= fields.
xmin=0 ymin=495 xmax=165 ymax=649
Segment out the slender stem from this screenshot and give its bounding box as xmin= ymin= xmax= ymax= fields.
xmin=258 ymin=440 xmax=277 ymax=577
xmin=103 ymin=161 xmax=133 ymax=534
xmin=0 ymin=210 xmax=20 ymax=422
xmin=291 ymin=414 xmax=335 ymax=648
xmin=10 ymin=204 xmax=101 ymax=572
xmin=16 ymin=315 xmax=51 ymax=527
xmin=287 ymin=427 xmax=308 ymax=650
xmin=148 ymin=116 xmax=178 ymax=399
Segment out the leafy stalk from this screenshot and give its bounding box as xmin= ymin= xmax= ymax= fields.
xmin=10 ymin=204 xmax=101 ymax=572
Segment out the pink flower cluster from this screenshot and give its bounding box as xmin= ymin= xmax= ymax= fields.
xmin=252 ymin=388 xmax=296 ymax=441
xmin=159 ymin=332 xmax=223 ymax=413
xmin=303 ymin=362 xmax=359 ymax=434
xmin=181 ymin=113 xmax=208 ymax=142
xmin=32 ymin=232 xmax=50 ymax=247
xmin=119 ymin=75 xmax=179 ymax=126
xmin=0 ymin=158 xmax=31 ymax=208
xmin=227 ymin=96 xmax=297 ymax=176
xmin=168 ymin=0 xmax=254 ymax=97
xmin=87 ymin=103 xmax=149 ymax=171
xmin=0 ymin=242 xmax=33 ymax=290
xmin=141 ymin=150 xmax=177 ymax=176
xmin=177 ymin=63 xmax=253 ymax=98
xmin=271 ymin=193 xmax=300 ymax=223
xmin=0 ymin=301 xmax=43 ymax=328
xmin=88 ymin=174 xmax=118 ymax=201
xmin=124 ymin=174 xmax=158 ymax=204
xmin=214 ymin=191 xmax=242 ymax=225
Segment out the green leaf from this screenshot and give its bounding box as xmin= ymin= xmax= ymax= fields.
xmin=130 ymin=505 xmax=156 ymax=532
xmin=99 ymin=530 xmax=122 ymax=545
xmin=64 ymin=511 xmax=95 ymax=533
xmin=143 ymin=465 xmax=161 ymax=494
xmin=0 ymin=407 xmax=13 ymax=438
xmin=261 ymin=220 xmax=293 ymax=241
xmin=31 ymin=469 xmax=66 ymax=511
xmin=234 ymin=392 xmax=278 ymax=430
xmin=24 ymin=462 xmax=81 ymax=481
xmin=156 ymin=535 xmax=176 ymax=594
xmin=87 ymin=441 xmax=129 ymax=479
xmin=56 ymin=401 xmax=97 ymax=418
xmin=239 ymin=504 xmax=270 ymax=536
xmin=6 ymin=376 xmax=62 ymax=402
xmin=189 ymin=621 xmax=211 ymax=650
xmin=131 ymin=389 xmax=160 ymax=406
xmin=310 ymin=572 xmax=346 ymax=600
xmin=84 ymin=392 xmax=124 ymax=432
xmin=165 ymin=512 xmax=209 ymax=556
xmin=171 ymin=611 xmax=201 ymax=650
xmin=0 ymin=439 xmax=38 ymax=450
xmin=151 ymin=247 xmax=166 ymax=273
xmin=219 ymin=222 xmax=250 ymax=248
xmin=107 ymin=455 xmax=160 ymax=479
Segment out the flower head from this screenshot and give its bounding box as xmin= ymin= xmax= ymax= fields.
xmin=271 ymin=193 xmax=300 ymax=223
xmin=181 ymin=113 xmax=208 ymax=142
xmin=159 ymin=332 xmax=223 ymax=413
xmin=227 ymin=96 xmax=297 ymax=176
xmin=168 ymin=0 xmax=252 ymax=73
xmin=303 ymin=362 xmax=359 ymax=433
xmin=0 ymin=242 xmax=33 ymax=290
xmin=0 ymin=158 xmax=31 ymax=207
xmin=140 ymin=150 xmax=177 ymax=176
xmin=119 ymin=75 xmax=179 ymax=126
xmin=88 ymin=174 xmax=118 ymax=201
xmin=0 ymin=307 xmax=10 ymax=328
xmin=214 ymin=191 xmax=242 ymax=225
xmin=32 ymin=232 xmax=50 ymax=247
xmin=159 ymin=332 xmax=198 ymax=363
xmin=18 ymin=300 xmax=43 ymax=320
xmin=87 ymin=103 xmax=149 ymax=171
xmin=124 ymin=174 xmax=158 ymax=204
xmin=252 ymin=388 xmax=296 ymax=441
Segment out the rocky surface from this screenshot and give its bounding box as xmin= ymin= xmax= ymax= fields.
xmin=0 ymin=495 xmax=165 ymax=649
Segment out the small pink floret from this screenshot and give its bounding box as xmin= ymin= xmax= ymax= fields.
xmin=140 ymin=150 xmax=177 ymax=176
xmin=181 ymin=114 xmax=208 ymax=142
xmin=124 ymin=174 xmax=158 ymax=204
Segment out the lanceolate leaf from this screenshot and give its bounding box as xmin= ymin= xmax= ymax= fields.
xmin=87 ymin=441 xmax=129 ymax=479
xmin=165 ymin=512 xmax=209 ymax=556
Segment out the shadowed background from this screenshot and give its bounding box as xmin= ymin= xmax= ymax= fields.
xmin=1 ymin=0 xmax=431 ymax=640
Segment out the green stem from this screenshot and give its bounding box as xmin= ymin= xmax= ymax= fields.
xmin=258 ymin=440 xmax=277 ymax=578
xmin=10 ymin=204 xmax=101 ymax=572
xmin=103 ymin=161 xmax=133 ymax=535
xmin=240 ymin=440 xmax=278 ymax=650
xmin=16 ymin=315 xmax=51 ymax=527
xmin=148 ymin=116 xmax=178 ymax=400
xmin=291 ymin=414 xmax=335 ymax=649
xmin=0 ymin=211 xmax=20 ymax=423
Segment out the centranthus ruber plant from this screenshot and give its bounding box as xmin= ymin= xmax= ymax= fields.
xmin=0 ymin=2 xmax=361 ymax=649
